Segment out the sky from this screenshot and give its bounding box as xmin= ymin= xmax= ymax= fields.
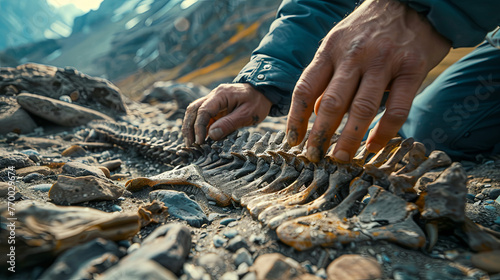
xmin=47 ymin=0 xmax=104 ymax=12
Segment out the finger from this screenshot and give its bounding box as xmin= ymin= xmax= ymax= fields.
xmin=332 ymin=69 xmax=389 ymax=162
xmin=182 ymin=97 xmax=207 ymax=146
xmin=194 ymin=94 xmax=229 ymax=144
xmin=209 ymin=105 xmax=258 ymax=140
xmin=287 ymin=52 xmax=334 ymax=146
xmin=366 ymin=73 xmax=425 ymax=152
xmin=306 ymin=64 xmax=360 ymax=162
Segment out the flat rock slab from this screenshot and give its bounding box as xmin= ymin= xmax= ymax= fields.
xmin=149 ymin=190 xmax=208 ymax=227
xmin=14 ymin=137 xmax=62 ymax=149
xmin=0 ymin=63 xmax=127 ymax=117
xmin=0 ymin=153 xmax=35 ymax=169
xmin=62 ymin=162 xmax=106 ymax=178
xmin=49 ymin=175 xmax=124 ymax=205
xmin=122 ymin=224 xmax=191 ymax=275
xmin=16 ymin=166 xmax=52 ymax=177
xmin=326 ymin=254 xmax=382 ymax=280
xmin=17 ymin=93 xmax=114 ymax=126
xmin=0 ymin=96 xmax=37 ymax=134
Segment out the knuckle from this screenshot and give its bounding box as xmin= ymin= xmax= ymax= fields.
xmin=294 ymin=78 xmax=316 ymax=98
xmin=385 ymin=107 xmax=409 ymax=123
xmin=318 ymin=95 xmax=344 ymax=114
xmin=350 ymin=98 xmax=378 ymax=120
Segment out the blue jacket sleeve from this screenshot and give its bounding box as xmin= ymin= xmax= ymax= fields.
xmin=233 ymin=0 xmax=358 ymax=116
xmin=397 ymin=0 xmax=500 ymax=48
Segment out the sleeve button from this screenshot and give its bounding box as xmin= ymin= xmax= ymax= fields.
xmin=263 ymin=64 xmax=271 ymax=70
xmin=257 ymin=74 xmax=265 ymax=80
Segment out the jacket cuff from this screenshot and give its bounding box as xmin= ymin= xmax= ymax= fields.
xmin=398 ymin=0 xmax=500 ymax=47
xmin=233 ymin=55 xmax=301 ymax=116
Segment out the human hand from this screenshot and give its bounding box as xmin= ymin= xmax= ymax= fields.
xmin=286 ymin=0 xmax=451 ymax=162
xmin=182 ymin=83 xmax=272 ymax=146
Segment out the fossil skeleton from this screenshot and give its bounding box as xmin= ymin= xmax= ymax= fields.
xmin=89 ymin=120 xmax=500 ymax=253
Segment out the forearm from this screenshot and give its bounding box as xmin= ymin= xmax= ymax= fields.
xmin=233 ymin=0 xmax=358 ymax=116
xmin=397 ymin=0 xmax=500 ymax=47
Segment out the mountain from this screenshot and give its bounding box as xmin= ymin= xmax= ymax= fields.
xmin=0 ymin=0 xmax=282 ymax=97
xmin=0 ymin=0 xmax=82 ymax=51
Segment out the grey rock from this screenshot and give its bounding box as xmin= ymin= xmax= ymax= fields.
xmin=251 ymin=253 xmax=305 ymax=280
xmin=0 ymin=152 xmax=35 ymax=169
xmin=220 ymin=217 xmax=237 ymax=226
xmin=0 ymin=96 xmax=37 ymax=135
xmin=17 ymin=93 xmax=114 ymax=127
xmin=39 ymin=238 xmax=122 ymax=280
xmin=213 ymin=235 xmax=227 ymax=248
xmin=196 ymin=253 xmax=226 ymax=276
xmin=123 ymin=224 xmax=191 ymax=275
xmin=141 ymin=81 xmax=209 ymax=109
xmin=220 ymin=271 xmax=239 ymax=280
xmin=241 ymin=272 xmax=257 ymax=280
xmin=183 ymin=264 xmax=208 ymax=280
xmin=226 ymin=236 xmax=248 ymax=252
xmin=29 ymin=183 xmax=53 ymax=192
xmin=23 ymin=172 xmax=44 ymax=183
xmin=482 ymin=188 xmax=500 ymax=200
xmin=149 ymin=190 xmax=208 ymax=227
xmin=223 ymin=229 xmax=239 ymax=239
xmin=233 ymin=248 xmax=253 ymax=267
xmin=249 ymin=233 xmax=265 ymax=245
xmin=101 ymin=159 xmax=122 ymax=171
xmin=62 ymin=162 xmax=107 ymax=178
xmin=101 ymin=259 xmax=178 ymax=280
xmin=49 ymin=175 xmax=124 ymax=205
xmin=236 ymin=263 xmax=250 ymax=278
xmin=208 ymin=213 xmax=227 ymax=222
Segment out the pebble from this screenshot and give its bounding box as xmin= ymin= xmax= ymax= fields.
xmin=196 ymin=252 xmax=226 ymax=276
xmin=101 ymin=159 xmax=122 ymax=171
xmin=485 ymin=199 xmax=495 ymax=204
xmin=16 ymin=166 xmax=52 ymax=176
xmin=444 ymin=265 xmax=464 ymax=277
xmin=475 ymin=193 xmax=485 ymax=200
xmin=228 ymin=221 xmax=239 ymax=227
xmin=208 ymin=213 xmax=228 ymax=222
xmin=326 ymin=254 xmax=382 ymax=280
xmin=29 ymin=183 xmax=53 ymax=192
xmin=110 ymin=173 xmax=129 ymax=181
xmin=250 ymin=253 xmax=305 ymax=280
xmin=220 ymin=217 xmax=237 ymax=226
xmin=62 ymin=162 xmax=107 ymax=179
xmin=23 ymin=172 xmax=44 ymax=183
xmin=5 ymin=132 xmax=20 ymax=142
xmin=223 ymin=229 xmax=239 ymax=239
xmin=233 ymin=248 xmax=253 ymax=266
xmin=482 ymin=188 xmax=500 ymax=200
xmin=49 ymin=175 xmax=124 ymax=205
xmin=111 ymin=205 xmax=122 ymax=212
xmin=183 ymin=263 xmax=208 ymax=280
xmin=0 ymin=152 xmax=35 ymax=169
xmin=226 ymin=236 xmax=248 ymax=252
xmin=101 ymin=260 xmax=177 ymax=280
xmin=237 ymin=262 xmax=250 ymax=277
xmin=61 ymin=145 xmax=87 ymax=157
xmin=149 ymin=190 xmax=208 ymax=227
xmin=59 ymin=95 xmax=72 ymax=103
xmin=220 ymin=271 xmax=239 ymax=280
xmin=249 ymin=233 xmax=265 ymax=245
xmin=39 ymin=238 xmax=122 ymax=280
xmin=213 ymin=235 xmax=227 ymax=248
xmin=21 ymin=149 xmax=40 ymax=156
xmin=122 ymin=224 xmax=191 ymax=274
xmin=241 ymin=272 xmax=257 ymax=280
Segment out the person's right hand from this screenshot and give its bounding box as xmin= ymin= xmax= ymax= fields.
xmin=182 ymin=83 xmax=272 ymax=146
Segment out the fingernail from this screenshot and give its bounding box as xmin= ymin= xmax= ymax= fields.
xmin=287 ymin=130 xmax=298 ymax=146
xmin=306 ymin=146 xmax=322 ymax=163
xmin=333 ymin=149 xmax=350 ymax=163
xmin=184 ymin=137 xmax=191 ymax=147
xmin=208 ymin=127 xmax=223 ymax=140
xmin=366 ymin=142 xmax=383 ymax=153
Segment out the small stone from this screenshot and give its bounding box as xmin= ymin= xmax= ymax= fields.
xmin=0 ymin=152 xmax=35 ymax=169
xmin=220 ymin=271 xmax=239 ymax=280
xmin=228 ymin=221 xmax=239 ymax=227
xmin=237 ymin=262 xmax=250 ymax=277
xmin=220 ymin=217 xmax=237 ymax=226
xmin=233 ymin=248 xmax=253 ymax=266
xmin=183 ymin=263 xmax=206 ymax=280
xmin=39 ymin=238 xmax=122 ymax=280
xmin=223 ymin=229 xmax=239 ymax=239
xmin=213 ymin=235 xmax=227 ymax=248
xmin=20 ymin=149 xmax=39 ymax=156
xmin=101 ymin=259 xmax=177 ymax=280
xmin=61 ymin=145 xmax=87 ymax=157
xmin=16 ymin=166 xmax=52 ymax=177
xmin=127 ymin=243 xmax=141 ymax=254
xmin=17 ymin=93 xmax=114 ymax=126
xmin=100 ymin=159 xmax=122 ymax=171
xmin=0 ymin=96 xmax=37 ymax=134
xmin=249 ymin=233 xmax=265 ymax=245
xmin=485 ymin=199 xmax=495 ymax=204
xmin=49 ymin=175 xmax=124 ymax=205
xmin=111 ymin=205 xmax=122 ymax=212
xmin=122 ymin=224 xmax=191 ymax=274
xmin=29 ymin=183 xmax=53 ymax=192
xmin=62 ymin=162 xmax=107 ymax=179
xmin=137 ymin=200 xmax=169 ymax=227
xmin=242 ymin=272 xmax=257 ymax=280
xmin=315 ymin=268 xmax=327 ymax=279
xmin=110 ymin=173 xmax=129 ymax=181
xmin=208 ymin=213 xmax=227 ymax=222
xmin=482 ymin=188 xmax=500 ymax=200
xmin=149 ymin=190 xmax=208 ymax=227
xmin=6 ymin=132 xmax=19 ymax=142
xmin=59 ymin=95 xmax=72 ymax=103
xmin=196 ymin=252 xmax=226 ymax=276
xmin=475 ymin=193 xmax=485 ymax=200
xmin=250 ymin=253 xmax=305 ymax=280
xmin=444 ymin=265 xmax=464 ymax=276
xmin=23 ymin=172 xmax=44 ymax=183
xmin=326 ymin=255 xmax=382 ymax=280
xmin=226 ymin=236 xmax=248 ymax=252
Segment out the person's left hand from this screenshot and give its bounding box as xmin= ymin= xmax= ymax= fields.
xmin=286 ymin=0 xmax=451 ymax=162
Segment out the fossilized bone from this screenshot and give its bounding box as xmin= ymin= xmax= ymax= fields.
xmin=88 ymin=120 xmax=500 ymax=255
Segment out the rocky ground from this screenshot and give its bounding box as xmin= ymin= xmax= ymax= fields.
xmin=1 ymin=64 xmax=500 ymax=280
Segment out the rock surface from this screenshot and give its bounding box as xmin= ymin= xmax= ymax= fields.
xmin=0 ymin=96 xmax=37 ymax=134
xmin=250 ymin=253 xmax=306 ymax=280
xmin=17 ymin=93 xmax=114 ymax=126
xmin=49 ymin=175 xmax=124 ymax=205
xmin=149 ymin=190 xmax=208 ymax=227
xmin=101 ymin=259 xmax=178 ymax=280
xmin=62 ymin=162 xmax=107 ymax=178
xmin=326 ymin=255 xmax=382 ymax=280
